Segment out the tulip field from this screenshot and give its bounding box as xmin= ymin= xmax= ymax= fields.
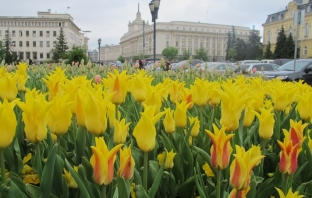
xmin=0 ymin=60 xmax=312 ymax=198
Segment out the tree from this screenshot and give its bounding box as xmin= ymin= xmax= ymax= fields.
xmin=245 ymin=27 xmax=263 ymax=60
xmin=228 ymin=47 xmax=237 ymax=61
xmin=263 ymin=42 xmax=273 ymax=59
xmin=225 ymin=31 xmax=232 ymax=60
xmin=235 ymin=38 xmax=247 ymax=61
xmin=194 ymin=47 xmax=209 ymax=61
xmin=0 ymin=41 xmax=5 ymax=63
xmin=118 ymin=55 xmax=125 ymax=63
xmin=2 ymin=29 xmax=17 ymax=64
xmin=273 ymin=26 xmax=287 ymax=58
xmin=52 ymin=27 xmax=69 ymax=62
xmin=182 ymin=49 xmax=192 ymax=60
xmin=64 ymin=45 xmax=88 ymax=64
xmin=161 ymin=46 xmax=178 ymax=61
xmin=285 ymin=33 xmax=295 ymax=58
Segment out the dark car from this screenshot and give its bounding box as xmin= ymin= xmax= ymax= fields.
xmin=273 ymin=59 xmax=293 ymax=66
xmin=264 ymin=59 xmax=312 ymax=85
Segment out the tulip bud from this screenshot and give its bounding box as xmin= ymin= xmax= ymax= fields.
xmin=94 ymin=75 xmax=101 ymax=84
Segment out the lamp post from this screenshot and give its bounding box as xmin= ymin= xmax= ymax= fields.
xmin=149 ymin=0 xmax=160 ymax=64
xmin=98 ymin=38 xmax=101 ymax=65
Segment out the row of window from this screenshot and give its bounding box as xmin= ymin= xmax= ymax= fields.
xmin=11 ymin=40 xmax=56 ymax=47
xmin=17 ymin=52 xmax=51 ymax=60
xmin=166 ymin=41 xmax=226 ymax=49
xmin=266 ymin=24 xmax=310 ymax=43
xmin=166 ymin=35 xmax=227 ymax=42
xmin=0 ymin=21 xmax=64 ymax=27
xmin=166 ymin=26 xmax=247 ymax=35
xmin=0 ymin=30 xmax=58 ymax=37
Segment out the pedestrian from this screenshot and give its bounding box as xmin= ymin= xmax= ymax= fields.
xmin=139 ymin=59 xmax=144 ymax=70
xmin=165 ymin=59 xmax=170 ymax=71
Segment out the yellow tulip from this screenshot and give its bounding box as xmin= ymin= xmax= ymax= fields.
xmin=174 ymin=101 xmax=191 ymax=128
xmin=42 ymin=67 xmax=67 ymax=101
xmin=47 ymin=94 xmax=73 ymax=135
xmin=0 ymin=73 xmax=18 ymax=101
xmin=243 ymin=101 xmax=256 ymax=127
xmin=275 ymin=188 xmax=304 ymax=198
xmin=16 ymin=62 xmax=28 ymax=77
xmin=0 ymin=99 xmax=17 ymax=149
xmin=230 ymin=145 xmax=264 ymax=190
xmin=133 ymin=105 xmax=165 ymax=152
xmin=169 ymin=80 xmax=185 ymax=103
xmin=296 ymin=92 xmax=312 ymax=120
xmin=129 ymin=75 xmax=149 ymax=103
xmin=114 ymin=118 xmax=131 ymax=144
xmin=16 ymin=88 xmax=53 ymax=143
xmin=90 ymin=137 xmax=123 ymax=185
xmin=157 ymin=150 xmax=176 ymax=169
xmin=190 ymin=78 xmax=208 ymax=106
xmin=14 ymin=73 xmax=28 ymax=92
xmin=188 ymin=116 xmax=200 ymax=137
xmin=163 ymin=108 xmax=175 ymax=134
xmin=202 ymin=163 xmax=214 ymax=177
xmin=269 ymin=82 xmax=294 ymax=111
xmin=107 ymin=70 xmax=129 ymax=105
xmin=74 ymin=89 xmax=88 ymax=127
xmin=118 ymin=145 xmax=135 ymax=180
xmin=205 ymin=124 xmax=234 ymax=170
xmin=142 ymin=86 xmax=163 ymax=114
xmin=181 ymin=88 xmax=194 ymax=109
xmin=207 ymin=82 xmax=221 ymax=106
xmin=254 ymin=108 xmax=275 ymax=140
xmin=63 ymin=166 xmax=78 ymax=188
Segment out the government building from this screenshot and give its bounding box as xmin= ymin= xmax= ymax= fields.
xmin=263 ymin=0 xmax=312 ymax=58
xmin=100 ymin=9 xmax=252 ymax=63
xmin=0 ymin=9 xmax=88 ymax=63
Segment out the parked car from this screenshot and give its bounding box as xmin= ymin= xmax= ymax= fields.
xmin=264 ymin=59 xmax=312 ymax=85
xmin=273 ymin=59 xmax=293 ymax=66
xmin=234 ymin=63 xmax=274 ymax=74
xmin=236 ymin=60 xmax=261 ymax=65
xmin=261 ymin=59 xmax=274 ymax=63
xmin=172 ymin=59 xmax=204 ymax=70
xmin=269 ymin=63 xmax=280 ymax=70
xmin=198 ymin=62 xmax=235 ymax=73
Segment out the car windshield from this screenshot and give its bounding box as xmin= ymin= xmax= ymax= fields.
xmin=277 ymin=60 xmax=310 ymax=71
xmin=240 ymin=64 xmax=250 ymax=70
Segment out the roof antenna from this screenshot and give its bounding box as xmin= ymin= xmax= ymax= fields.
xmin=138 ymin=3 xmax=139 ymax=13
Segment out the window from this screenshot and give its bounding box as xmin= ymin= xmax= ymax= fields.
xmin=166 ymin=34 xmax=169 ymax=39
xmin=26 ymin=41 xmax=29 ymax=47
xmin=26 ymin=31 xmax=29 ymax=37
xmin=19 ymin=41 xmax=22 ymax=47
xmin=33 ymin=41 xmax=36 ymax=47
xmin=53 ymin=41 xmax=56 ymax=47
xmin=46 ymin=41 xmax=50 ymax=47
xmin=26 ymin=52 xmax=30 ymax=59
xmin=46 ymin=31 xmax=50 ymax=37
xmin=200 ymin=43 xmax=203 ymax=47
xmin=32 ymin=31 xmax=36 ymax=37
xmin=19 ymin=52 xmax=24 ymax=59
xmin=53 ymin=31 xmax=57 ymax=37
xmin=40 ymin=31 xmax=43 ymax=36
xmin=304 ymin=46 xmax=307 ymax=55
xmin=305 ymin=23 xmax=309 ymax=37
xmin=176 ymin=42 xmax=179 ymax=47
xmin=12 ymin=41 xmax=16 ymax=46
xmin=166 ymin=41 xmax=169 ymax=47
xmin=12 ymin=30 xmax=15 ymax=37
xmin=182 ymin=41 xmax=185 ymax=47
xmin=33 ymin=52 xmax=37 ymax=59
xmin=19 ymin=30 xmax=22 ymax=36
xmin=189 ymin=28 xmax=192 ymax=31
xmin=40 ymin=53 xmax=43 ymax=59
xmin=47 ymin=53 xmax=50 ymax=59
xmin=40 ymin=41 xmax=43 ymax=47
xmin=176 ymin=27 xmax=179 ymax=30
xmin=59 ymin=22 xmax=61 ymax=27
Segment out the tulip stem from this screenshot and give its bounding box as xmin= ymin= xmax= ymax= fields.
xmin=115 ymin=104 xmax=119 ymax=121
xmin=217 ymin=169 xmax=221 ymax=198
xmin=0 ymin=150 xmax=6 ymax=184
xmin=283 ymin=174 xmax=289 ymax=194
xmin=143 ymin=152 xmax=148 ymax=190
xmin=101 ymin=185 xmax=106 ymax=198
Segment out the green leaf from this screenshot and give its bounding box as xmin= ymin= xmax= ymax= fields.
xmin=167 ymin=171 xmax=178 ymax=198
xmin=159 ymin=171 xmax=170 ymax=197
xmin=40 ymin=143 xmax=58 ymax=198
xmin=134 ymin=185 xmax=149 ymax=198
xmin=1 ymin=179 xmax=27 ymax=198
xmin=26 ymin=184 xmax=41 ymax=198
xmin=194 ymin=165 xmax=208 ymax=198
xmin=75 ymin=126 xmax=87 ymax=164
xmin=117 ymin=177 xmax=130 ymax=198
xmin=193 ymin=146 xmax=217 ymax=177
xmin=178 ymin=176 xmax=196 ymax=198
xmin=133 ymin=168 xmax=142 ymax=186
xmin=65 ymin=159 xmax=90 ymax=198
xmin=148 ymin=151 xmax=167 ymax=198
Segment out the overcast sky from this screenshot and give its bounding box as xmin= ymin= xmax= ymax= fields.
xmin=0 ymin=0 xmax=291 ymax=50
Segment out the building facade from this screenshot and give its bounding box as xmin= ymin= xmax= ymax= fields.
xmin=101 ymin=10 xmax=252 ymax=63
xmin=0 ymin=9 xmax=87 ymax=63
xmin=88 ymin=49 xmax=98 ymax=62
xmin=263 ymin=0 xmax=312 ymax=58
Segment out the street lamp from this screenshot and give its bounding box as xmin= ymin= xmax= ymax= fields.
xmin=98 ymin=38 xmax=101 ymax=65
xmin=149 ymin=0 xmax=160 ymax=64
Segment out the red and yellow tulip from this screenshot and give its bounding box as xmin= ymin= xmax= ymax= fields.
xmin=118 ymin=145 xmax=135 ymax=180
xmin=277 ymin=139 xmax=301 ymax=175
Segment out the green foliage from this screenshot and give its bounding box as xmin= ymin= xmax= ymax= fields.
xmin=64 ymin=45 xmax=88 ymax=64
xmin=273 ymin=26 xmax=287 ymax=58
xmin=228 ymin=47 xmax=237 ymax=61
xmin=161 ymin=46 xmax=178 ymax=61
xmin=263 ymin=42 xmax=273 ymax=59
xmin=194 ymin=47 xmax=209 ymax=61
xmin=117 ymin=55 xmax=125 ymax=63
xmin=225 ymin=26 xmax=236 ymax=61
xmin=52 ymin=28 xmax=69 ymax=62
xmin=245 ymin=28 xmax=263 ymax=60
xmin=285 ymin=33 xmax=296 ymax=58
xmin=2 ymin=29 xmax=17 ymax=64
xmin=182 ymin=49 xmax=192 ymax=60
xmin=132 ymin=53 xmax=149 ymax=63
xmin=235 ymin=38 xmax=247 ymax=61
xmin=0 ymin=41 xmax=5 ymax=63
